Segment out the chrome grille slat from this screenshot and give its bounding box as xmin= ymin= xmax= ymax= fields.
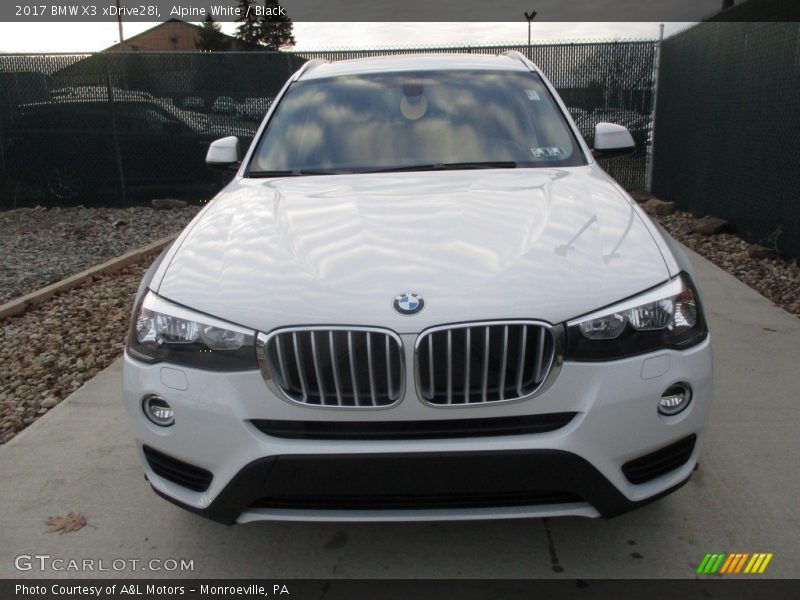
xmin=535 ymin=327 xmax=546 ymax=382
xmin=385 ymin=335 xmax=392 ymax=400
xmin=498 ymin=325 xmax=509 ymax=401
xmin=291 ymin=332 xmax=309 ymax=402
xmin=275 ymin=335 xmax=289 ymax=389
xmin=260 ymin=327 xmax=404 ymax=408
xmin=417 ymin=321 xmax=557 ymax=406
xmin=366 ymin=332 xmax=377 ymax=407
xmin=347 ymin=331 xmax=360 ymax=406
xmin=308 ymin=332 xmax=324 ymax=404
xmin=464 ymin=328 xmax=471 ymax=404
xmin=515 ymin=325 xmax=528 ymax=396
xmin=446 ymin=329 xmax=453 ymax=405
xmin=329 ymin=331 xmax=343 ymax=406
xmin=481 ymin=326 xmax=490 ymax=403
xmin=427 ymin=335 xmax=435 ymax=398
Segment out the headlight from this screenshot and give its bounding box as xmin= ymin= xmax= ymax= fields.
xmin=566 ymin=273 xmax=707 ymax=361
xmin=127 ymin=291 xmax=258 ymax=371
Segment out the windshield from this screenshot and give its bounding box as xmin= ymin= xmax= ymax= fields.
xmin=247 ymin=69 xmax=586 ymax=176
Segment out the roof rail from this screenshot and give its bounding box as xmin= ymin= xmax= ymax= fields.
xmin=501 ymin=50 xmax=534 ymax=71
xmin=292 ymin=58 xmax=330 ymax=81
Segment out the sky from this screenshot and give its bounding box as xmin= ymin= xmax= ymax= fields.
xmin=0 ymin=22 xmax=696 ymax=53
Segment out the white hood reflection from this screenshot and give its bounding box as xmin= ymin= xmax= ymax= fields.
xmin=155 ymin=167 xmax=669 ymax=333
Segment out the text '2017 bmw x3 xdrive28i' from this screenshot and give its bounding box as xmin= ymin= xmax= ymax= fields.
xmin=122 ymin=53 xmax=712 ymax=524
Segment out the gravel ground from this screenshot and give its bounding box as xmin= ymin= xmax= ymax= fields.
xmin=0 ymin=205 xmax=200 ymax=305
xmin=0 ymin=205 xmax=797 ymax=446
xmin=653 ymin=210 xmax=800 ymax=317
xmin=0 ymin=258 xmax=154 ymax=446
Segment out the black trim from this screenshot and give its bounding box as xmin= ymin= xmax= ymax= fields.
xmin=143 ymin=446 xmax=213 ymax=493
xmin=146 ymin=448 xmax=694 ymax=525
xmin=251 ymin=490 xmax=582 ymax=510
xmin=622 ymin=434 xmax=697 ymax=484
xmin=250 ymin=412 xmax=577 ymax=440
xmin=592 ymin=145 xmax=636 ymax=159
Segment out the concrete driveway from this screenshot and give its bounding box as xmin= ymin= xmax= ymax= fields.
xmin=1 ymin=248 xmax=798 ymax=579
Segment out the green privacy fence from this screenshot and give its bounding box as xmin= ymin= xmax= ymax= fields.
xmin=0 ymin=52 xmax=303 ymax=205
xmin=0 ymin=41 xmax=657 ymax=207
xmin=651 ymin=22 xmax=800 ymax=257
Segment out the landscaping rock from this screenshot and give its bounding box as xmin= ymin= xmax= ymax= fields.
xmin=40 ymin=397 xmax=59 ymax=409
xmin=691 ymin=215 xmax=729 ymax=236
xmin=628 ymin=189 xmax=651 ymax=203
xmin=654 ymin=209 xmax=798 ymax=320
xmin=151 ymin=198 xmax=188 ymax=210
xmin=748 ymin=244 xmax=778 ymax=260
xmin=643 ymin=198 xmax=676 ymax=216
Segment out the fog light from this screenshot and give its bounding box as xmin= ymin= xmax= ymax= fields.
xmin=143 ymin=395 xmax=175 ymax=427
xmin=658 ymin=383 xmax=691 ymax=416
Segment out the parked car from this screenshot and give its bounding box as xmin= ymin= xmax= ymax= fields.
xmin=566 ymin=106 xmax=587 ymax=118
xmin=123 ymin=53 xmax=712 ymax=524
xmin=50 ymin=86 xmax=155 ymax=101
xmin=4 ymin=97 xmax=235 ymax=201
xmin=182 ymin=95 xmax=204 ymax=111
xmin=237 ymin=97 xmax=271 ymax=121
xmin=211 ymin=95 xmax=237 ymax=114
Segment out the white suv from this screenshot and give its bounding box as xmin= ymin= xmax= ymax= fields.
xmin=122 ymin=53 xmax=712 ymax=524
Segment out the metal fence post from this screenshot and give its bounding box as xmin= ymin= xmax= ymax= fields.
xmin=106 ymin=54 xmax=127 ymax=206
xmin=645 ymin=24 xmax=664 ymax=193
xmin=0 ymin=77 xmax=10 ymax=207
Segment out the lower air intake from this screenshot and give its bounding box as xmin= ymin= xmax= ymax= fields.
xmin=143 ymin=445 xmax=213 ymax=492
xmin=621 ymin=434 xmax=697 ymax=484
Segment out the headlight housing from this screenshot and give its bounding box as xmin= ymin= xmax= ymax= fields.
xmin=127 ymin=291 xmax=258 ymax=371
xmin=566 ymin=273 xmax=707 ymax=361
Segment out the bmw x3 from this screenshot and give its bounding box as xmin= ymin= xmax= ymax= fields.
xmin=122 ymin=53 xmax=712 ymax=524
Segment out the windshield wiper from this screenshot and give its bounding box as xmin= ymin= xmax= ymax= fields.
xmin=248 ymin=162 xmax=519 ymax=178
xmin=364 ymin=161 xmax=519 ymax=173
xmin=248 ymin=168 xmax=341 ymax=178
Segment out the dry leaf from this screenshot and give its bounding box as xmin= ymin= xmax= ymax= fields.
xmin=46 ymin=512 xmax=87 ymax=534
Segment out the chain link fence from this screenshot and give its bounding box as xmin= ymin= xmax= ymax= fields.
xmin=651 ymin=22 xmax=800 ymax=257
xmin=0 ymin=41 xmax=656 ymax=208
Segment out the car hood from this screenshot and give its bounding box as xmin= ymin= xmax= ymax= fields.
xmin=156 ymin=167 xmax=669 ymax=333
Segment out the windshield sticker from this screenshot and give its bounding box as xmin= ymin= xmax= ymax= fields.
xmin=531 ymin=147 xmax=565 ymax=158
xmin=525 ymin=89 xmax=541 ymax=101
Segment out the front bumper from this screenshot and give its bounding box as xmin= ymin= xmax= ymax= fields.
xmin=121 ymin=336 xmax=712 ymax=523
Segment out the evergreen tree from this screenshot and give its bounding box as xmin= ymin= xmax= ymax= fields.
xmin=196 ymin=14 xmax=232 ymax=52
xmin=258 ymin=0 xmax=295 ymax=50
xmin=235 ymin=0 xmax=260 ymax=45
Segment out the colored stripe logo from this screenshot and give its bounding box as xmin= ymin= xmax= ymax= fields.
xmin=697 ymin=552 xmax=773 ymax=574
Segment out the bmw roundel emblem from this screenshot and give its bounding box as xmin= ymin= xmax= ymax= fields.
xmin=393 ymin=292 xmax=425 ymax=315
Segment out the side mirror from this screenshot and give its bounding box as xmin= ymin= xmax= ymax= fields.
xmin=593 ymin=122 xmax=635 ymax=158
xmin=206 ymin=136 xmax=240 ymax=171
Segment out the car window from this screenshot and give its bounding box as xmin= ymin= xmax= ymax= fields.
xmin=249 ymin=69 xmax=585 ymax=174
xmin=18 ymin=105 xmax=112 ymax=131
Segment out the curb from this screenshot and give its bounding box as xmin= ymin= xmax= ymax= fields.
xmin=0 ymin=235 xmax=175 ymax=321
